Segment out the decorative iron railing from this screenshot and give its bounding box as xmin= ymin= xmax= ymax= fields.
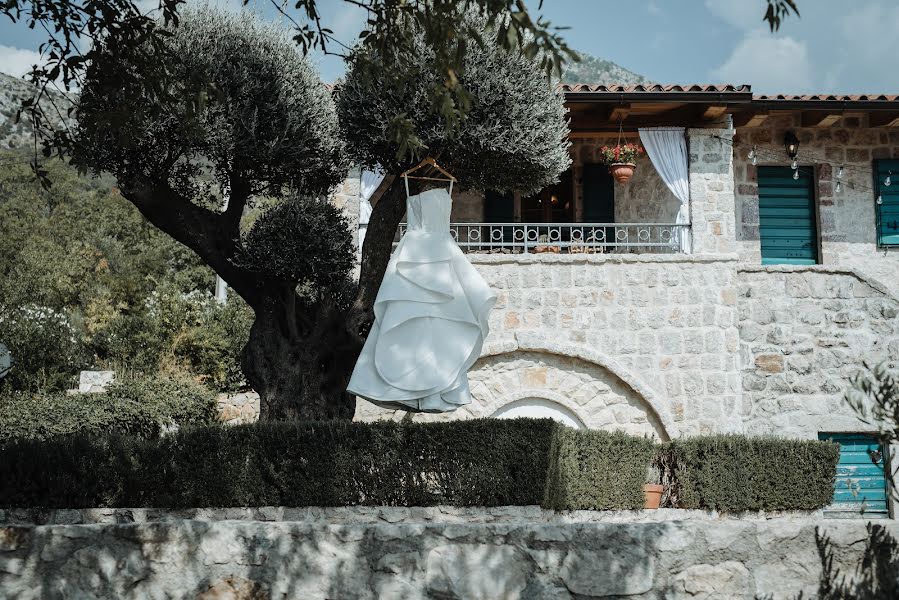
xmin=394 ymin=223 xmax=690 ymax=254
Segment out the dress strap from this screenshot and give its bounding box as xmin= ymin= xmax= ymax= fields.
xmin=403 ymin=175 xmax=411 ymax=198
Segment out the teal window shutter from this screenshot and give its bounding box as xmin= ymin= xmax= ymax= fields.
xmin=875 ymin=159 xmax=899 ymax=247
xmin=819 ymin=433 xmax=890 ymax=518
xmin=758 ymin=166 xmax=818 ymax=265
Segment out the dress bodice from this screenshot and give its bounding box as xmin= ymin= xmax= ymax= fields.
xmin=406 ymin=188 xmax=451 ymax=233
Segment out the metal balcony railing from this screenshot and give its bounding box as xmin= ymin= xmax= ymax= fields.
xmin=395 ymin=223 xmax=690 ymax=254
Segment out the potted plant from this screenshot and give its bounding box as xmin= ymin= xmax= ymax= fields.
xmin=643 ymin=464 xmax=663 ymax=510
xmin=598 ymin=143 xmax=644 ymax=183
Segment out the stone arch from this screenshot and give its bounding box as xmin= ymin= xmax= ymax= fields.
xmin=353 ymin=334 xmax=675 ymax=440
xmin=490 ymin=392 xmax=587 ymax=430
xmin=462 ymin=343 xmax=672 ymax=440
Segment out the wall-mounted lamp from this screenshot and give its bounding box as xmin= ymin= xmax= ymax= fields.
xmin=784 ymin=131 xmax=800 ymax=159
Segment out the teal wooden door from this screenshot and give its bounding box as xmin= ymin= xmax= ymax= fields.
xmin=758 ymin=166 xmax=818 ymax=265
xmin=875 ymin=159 xmax=899 ymax=247
xmin=819 ymin=433 xmax=890 ymax=517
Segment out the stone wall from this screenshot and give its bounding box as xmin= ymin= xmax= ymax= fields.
xmin=356 ymin=254 xmax=743 ymax=439
xmin=737 ymin=265 xmax=899 ymax=437
xmin=733 ymin=116 xmax=899 ymax=296
xmin=2 ymin=517 xmax=896 ymax=599
xmin=689 ymin=128 xmax=738 ymax=255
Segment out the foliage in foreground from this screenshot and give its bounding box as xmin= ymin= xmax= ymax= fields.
xmin=0 ymin=420 xmax=838 ymax=513
xmin=0 ymin=375 xmax=218 ymax=445
xmin=845 ymin=361 xmax=899 ymax=500
xmin=657 ymin=434 xmax=840 ymax=512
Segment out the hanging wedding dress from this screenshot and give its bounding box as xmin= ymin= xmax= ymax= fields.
xmin=348 ymin=187 xmax=496 ymax=412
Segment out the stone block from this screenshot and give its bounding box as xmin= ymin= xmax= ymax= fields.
xmin=77 ymin=370 xmax=115 ymax=393
xmin=754 ymin=354 xmax=784 ymax=373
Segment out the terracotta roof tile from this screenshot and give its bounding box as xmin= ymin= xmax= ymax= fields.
xmin=754 ymin=93 xmax=899 ymax=102
xmin=558 ymin=83 xmax=751 ymax=94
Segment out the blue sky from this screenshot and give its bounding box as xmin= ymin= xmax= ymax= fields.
xmin=2 ymin=0 xmax=898 ymax=94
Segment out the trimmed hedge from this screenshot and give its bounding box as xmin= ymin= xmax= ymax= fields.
xmin=0 ymin=376 xmax=218 ymax=445
xmin=658 ymin=434 xmax=840 ymax=512
xmin=545 ymin=428 xmax=654 ymax=510
xmin=0 ymin=419 xmax=653 ymax=509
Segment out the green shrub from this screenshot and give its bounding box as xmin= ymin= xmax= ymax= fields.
xmin=658 ymin=435 xmax=840 ymax=512
xmin=0 ymin=304 xmax=88 ymax=391
xmin=0 ymin=375 xmax=218 ymax=445
xmin=544 ymin=428 xmax=655 ymax=510
xmin=171 ymin=296 xmax=253 ymax=393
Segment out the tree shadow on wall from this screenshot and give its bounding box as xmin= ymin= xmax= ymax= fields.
xmin=757 ymin=522 xmax=899 ymax=600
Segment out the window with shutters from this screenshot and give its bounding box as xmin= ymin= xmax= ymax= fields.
xmin=875 ymin=159 xmax=899 ymax=247
xmin=757 ymin=166 xmax=819 ymax=265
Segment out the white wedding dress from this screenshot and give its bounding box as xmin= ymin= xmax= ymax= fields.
xmin=348 ymin=187 xmax=496 ymax=412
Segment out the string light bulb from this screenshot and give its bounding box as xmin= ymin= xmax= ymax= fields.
xmin=836 ymin=181 xmax=842 ymax=193
xmin=793 ymin=169 xmax=800 ymax=180
xmin=791 ymin=158 xmax=799 ymax=170
xmin=877 ymin=195 xmax=883 ymax=205
xmin=886 ymin=171 xmax=892 ymax=187
xmin=748 ymin=146 xmax=756 ymax=160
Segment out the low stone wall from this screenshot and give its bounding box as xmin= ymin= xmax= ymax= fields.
xmin=1 ymin=515 xmax=895 ymax=599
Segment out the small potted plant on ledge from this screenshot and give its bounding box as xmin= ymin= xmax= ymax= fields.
xmin=598 ymin=143 xmax=644 ymax=183
xmin=644 ymin=463 xmax=664 ymax=509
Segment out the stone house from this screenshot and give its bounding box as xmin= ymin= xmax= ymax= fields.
xmin=341 ymin=84 xmax=899 ymax=516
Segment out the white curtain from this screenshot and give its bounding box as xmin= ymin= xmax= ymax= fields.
xmin=358 ymin=167 xmax=385 ymax=249
xmin=638 ymin=127 xmax=691 ymax=254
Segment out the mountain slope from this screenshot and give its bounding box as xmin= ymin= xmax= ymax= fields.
xmin=0 ymin=72 xmax=70 ymax=152
xmin=561 ymin=53 xmax=651 ymax=86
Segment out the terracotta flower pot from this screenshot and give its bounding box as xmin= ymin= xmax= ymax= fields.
xmin=643 ymin=484 xmax=663 ymax=509
xmin=609 ymin=162 xmax=636 ymax=183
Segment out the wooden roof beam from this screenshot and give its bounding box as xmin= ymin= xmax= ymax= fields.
xmin=801 ymin=110 xmax=843 ymax=128
xmin=869 ymin=112 xmax=899 ymax=127
xmin=733 ymin=110 xmax=769 ymax=128
xmin=609 ymin=104 xmax=631 ymax=122
xmin=702 ymin=105 xmax=729 ymax=120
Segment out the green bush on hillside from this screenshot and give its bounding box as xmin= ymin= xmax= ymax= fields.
xmin=0 ymin=375 xmax=218 ymax=445
xmin=658 ymin=434 xmax=840 ymax=511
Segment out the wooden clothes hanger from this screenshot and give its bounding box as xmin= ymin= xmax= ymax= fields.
xmin=401 ymin=157 xmax=456 ymax=198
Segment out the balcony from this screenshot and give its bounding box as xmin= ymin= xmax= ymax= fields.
xmin=395 ymin=222 xmax=690 ymax=254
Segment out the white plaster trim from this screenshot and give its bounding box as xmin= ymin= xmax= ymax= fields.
xmin=479 ymin=333 xmax=675 ymax=440
xmin=480 ymin=389 xmax=589 ymax=429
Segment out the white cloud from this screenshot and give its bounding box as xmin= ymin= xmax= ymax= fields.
xmin=647 ymin=1 xmax=662 ymax=17
xmin=0 ymin=45 xmax=42 ymax=78
xmin=704 ymin=0 xmax=764 ymax=30
xmin=710 ymin=29 xmax=813 ymax=93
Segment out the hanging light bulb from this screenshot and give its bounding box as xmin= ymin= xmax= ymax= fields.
xmin=877 ymin=195 xmax=884 ymax=205
xmin=835 ymin=181 xmax=842 ymax=193
xmin=791 ymin=157 xmax=799 ymax=170
xmin=837 ymin=165 xmax=844 ymax=179
xmin=885 ymin=170 xmax=892 ymax=187
xmin=748 ymin=145 xmax=756 ymax=160
xmin=752 ymin=153 xmax=758 ymax=166
xmin=793 ymin=169 xmax=800 ymax=180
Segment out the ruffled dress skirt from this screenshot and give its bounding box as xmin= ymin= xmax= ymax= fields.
xmin=348 ymin=208 xmax=496 ymax=412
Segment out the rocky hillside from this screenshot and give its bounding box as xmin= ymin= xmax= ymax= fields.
xmin=0 ymin=72 xmax=69 ymax=152
xmin=561 ymin=53 xmax=650 ymax=86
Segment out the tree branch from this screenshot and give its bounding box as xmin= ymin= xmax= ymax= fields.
xmin=119 ymin=175 xmax=263 ymax=307
xmin=345 ymin=175 xmax=407 ymax=339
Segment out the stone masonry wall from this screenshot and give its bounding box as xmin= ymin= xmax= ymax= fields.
xmin=738 ymin=265 xmax=899 ymax=437
xmin=733 ymin=116 xmax=899 ymax=296
xmin=689 ymin=128 xmax=738 ymax=255
xmin=356 ymin=254 xmax=743 ymax=439
xmin=2 ymin=518 xmax=896 ymax=599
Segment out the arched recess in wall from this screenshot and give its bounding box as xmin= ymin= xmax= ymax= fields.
xmin=472 ymin=338 xmax=674 ymax=440
xmin=491 ymin=397 xmax=586 ymax=430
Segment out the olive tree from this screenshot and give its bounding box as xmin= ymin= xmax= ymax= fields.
xmin=73 ymin=8 xmax=355 ymax=420
xmin=337 ymin=11 xmax=571 ymax=333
